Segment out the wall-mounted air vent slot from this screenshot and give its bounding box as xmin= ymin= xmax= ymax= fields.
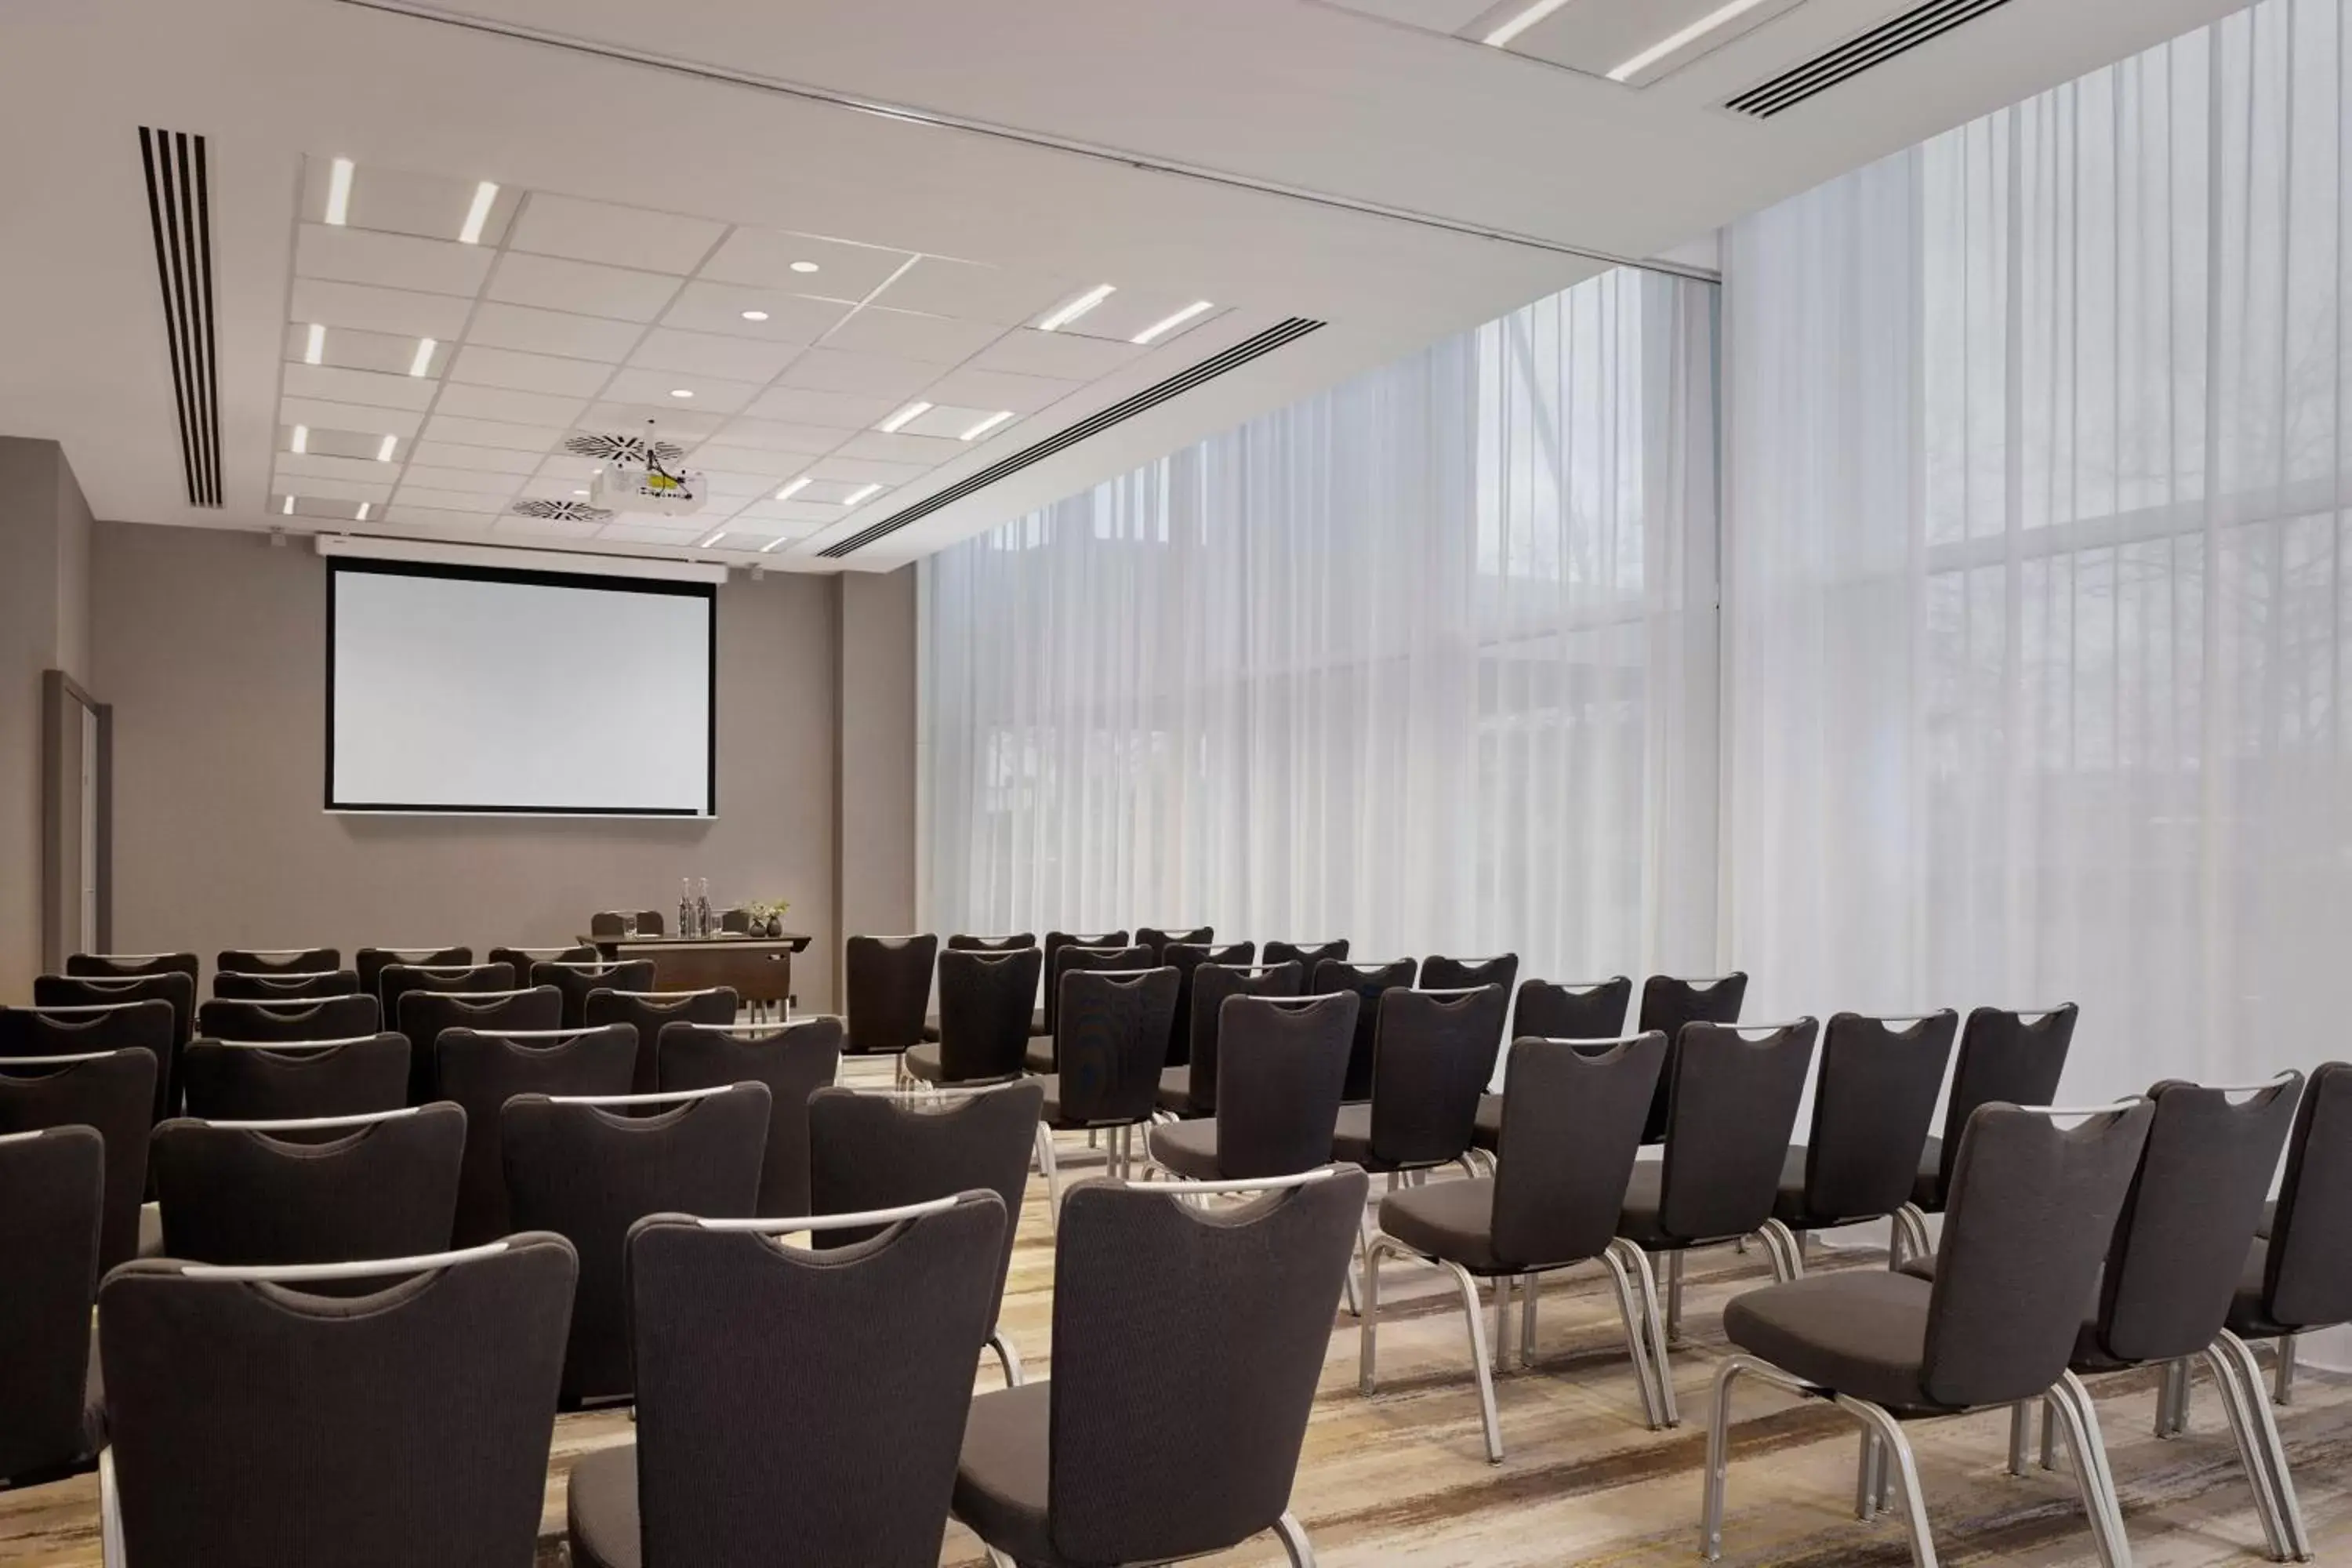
xmin=1726 ymin=0 xmax=2017 ymax=119
xmin=138 ymin=127 xmax=223 ymax=506
xmin=820 ymin=316 xmax=1326 ymax=557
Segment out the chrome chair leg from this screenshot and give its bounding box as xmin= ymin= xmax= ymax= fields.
xmin=987 ymin=1329 xmax=1025 ymax=1388
xmin=100 ymin=1449 xmax=125 ymax=1568
xmin=1626 ymin=1243 xmax=1679 ymax=1427
xmin=1272 ymin=1509 xmax=1318 ymax=1568
xmin=1519 ymin=1272 xmax=1538 ymax=1367
xmin=2154 ymin=1358 xmax=2190 ymax=1439
xmin=1854 ymin=1428 xmax=1885 ymax=1520
xmin=1602 ymin=1241 xmax=1665 ymax=1429
xmin=1667 ymin=1248 xmax=1686 ymax=1345
xmin=2274 ymin=1334 xmax=2299 ymax=1406
xmin=1491 ymin=1272 xmax=1514 ymax=1372
xmin=1438 ymin=1258 xmax=1504 ymax=1463
xmin=2039 ymin=1395 xmax=2059 ymax=1472
xmin=1357 ymin=1235 xmax=1388 ymax=1394
xmin=1700 ymin=1357 xmax=1749 ymax=1561
xmin=2006 ymin=1401 xmax=2033 ymax=1477
xmin=1835 ymin=1395 xmax=1941 ymax=1568
xmin=1760 ymin=1218 xmax=1805 ymax=1282
xmin=2046 ymin=1370 xmax=2132 ymax=1568
xmin=2222 ymin=1330 xmax=2311 ymax=1561
xmin=1033 ymin=1123 xmax=1061 ymax=1230
xmin=2200 ymin=1341 xmax=2292 ymax=1561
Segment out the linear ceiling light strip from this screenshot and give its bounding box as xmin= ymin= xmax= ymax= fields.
xmin=137 ymin=127 xmax=223 ymax=506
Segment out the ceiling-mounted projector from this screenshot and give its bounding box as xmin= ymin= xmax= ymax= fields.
xmin=564 ymin=426 xmax=707 ymax=517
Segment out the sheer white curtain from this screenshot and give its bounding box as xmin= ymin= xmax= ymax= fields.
xmin=1725 ymin=0 xmax=2352 ymax=1100
xmin=922 ymin=268 xmax=1721 ymax=982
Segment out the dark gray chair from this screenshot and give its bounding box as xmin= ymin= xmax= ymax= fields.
xmin=1 ymin=1000 xmax=177 ymax=1128
xmin=658 ymin=1017 xmax=844 ymax=1218
xmin=501 ymin=1084 xmax=770 ymax=1407
xmin=1617 ymin=1018 xmax=1819 ymax=1385
xmin=216 ymin=947 xmax=339 ymax=975
xmin=949 ymin=932 xmax=1036 ymax=952
xmin=584 ymin=987 xmax=740 ymax=1093
xmin=1312 ymin=956 xmax=1417 ymax=1102
xmin=810 ymin=1080 xmax=1046 ymax=1386
xmin=952 ymin=1167 xmax=1364 ymax=1568
xmin=0 ymin=1126 xmax=105 ymax=1486
xmin=434 ymin=1024 xmax=638 ymax=1247
xmin=181 ymin=1033 xmax=409 ymax=1124
xmin=1024 ymin=943 xmax=1151 ymax=1073
xmin=149 ymin=1105 xmax=466 ymax=1273
xmin=1262 ymin=939 xmax=1349 ymax=971
xmin=0 ymin=1047 xmax=156 ymax=1271
xmin=1421 ymin=953 xmax=1520 ymax=994
xmin=397 ymin=985 xmax=561 ymax=1102
xmin=1135 ymin=924 xmax=1214 ymax=964
xmin=196 ymin=993 xmax=382 ymax=1045
xmin=379 ymin=964 xmax=517 ymax=1061
xmin=566 ymin=1191 xmax=1009 ymax=1568
xmin=1033 ymin=930 xmax=1131 ymax=1040
xmin=1034 ymin=967 xmax=1179 ymax=1207
xmin=1635 ymin=971 xmax=1748 ymax=1143
xmin=99 ymin=1235 xmax=575 ymax=1568
xmin=1148 ymin=991 xmax=1356 ymax=1183
xmin=1704 ymin=1099 xmax=2154 ymax=1568
xmin=355 ymin=945 xmax=471 ymax=1004
xmin=67 ymin=952 xmax=198 ymax=984
xmin=905 ymin=946 xmax=1042 ymax=1087
xmin=211 ymin=969 xmax=361 ymax=1002
xmin=1329 ymin=985 xmax=1509 ymax=1178
xmin=1366 ymin=1033 xmax=1671 ymax=1454
xmin=1160 ymin=939 xmax=1254 ymax=1067
xmin=34 ymin=975 xmax=194 ymax=1120
xmin=590 ymin=911 xmax=631 ymax=938
xmin=1155 ymin=960 xmax=1305 ymax=1116
xmin=488 ymin=944 xmax=597 ymax=982
xmin=1473 ymin=975 xmax=1635 ymax=1153
xmin=1774 ymin=1011 xmax=1958 ymax=1263
xmin=2221 ymin=1061 xmax=2352 ymax=1426
xmin=1900 ymin=1003 xmax=2078 ymax=1232
xmin=843 ymin=934 xmax=938 ymax=1058
xmin=535 ymin=959 xmax=659 ymax=1028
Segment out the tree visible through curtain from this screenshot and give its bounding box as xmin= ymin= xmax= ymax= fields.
xmin=922 ymin=268 xmax=1720 ymax=985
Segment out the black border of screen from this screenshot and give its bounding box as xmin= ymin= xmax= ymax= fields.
xmin=325 ymin=557 xmax=717 ymax=817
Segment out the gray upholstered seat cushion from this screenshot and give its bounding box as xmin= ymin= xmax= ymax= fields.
xmin=953 ymin=1381 xmax=1054 ymax=1566
xmin=1147 ymin=1117 xmax=1221 ymax=1181
xmin=2228 ymin=1239 xmax=2293 ymax=1339
xmin=1472 ymin=1092 xmax=1502 ymax=1152
xmin=902 ymin=1042 xmax=945 ymax=1083
xmin=1378 ymin=1177 xmax=1502 ymax=1273
xmin=565 ymin=1444 xmax=641 ymax=1568
xmin=1721 ymin=1272 xmax=1952 ymax=1414
xmin=1155 ymin=1065 xmax=1200 ymax=1115
xmin=1025 ymin=1038 xmax=1055 ymax=1074
xmin=1908 ymin=1138 xmax=1945 ymax=1210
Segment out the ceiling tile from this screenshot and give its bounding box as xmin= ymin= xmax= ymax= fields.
xmin=272 ymin=471 xmax=394 ymax=505
xmin=698 ymin=229 xmax=913 ymax=296
xmin=971 ymin=328 xmax=1147 ymax=379
xmin=397 ymin=463 xmax=528 ymax=495
xmin=598 ymin=367 xmax=761 ymax=415
xmin=833 ymin=430 xmax=965 ymax=466
xmin=877 ymin=257 xmax=1076 ymax=326
xmin=397 ymin=483 xmax=529 ymax=514
xmin=898 ymin=402 xmax=1017 ymax=441
xmin=532 ymin=453 xmax=609 ymax=481
xmin=775 ymin=348 xmax=938 ymax=401
xmin=691 ymin=444 xmax=811 ymax=477
xmin=806 ymin=455 xmax=931 ymax=485
xmin=661 ymin=281 xmax=851 ymax=343
xmin=497 ymin=513 xmax=604 ymax=539
xmin=282 ymin=322 xmax=442 ymax=377
xmin=291 ymin=279 xmax=473 ymax=341
xmin=281 ymin=362 xmax=438 ymax=412
xmin=710 ymin=417 xmax=844 ymax=456
xmin=305 ymin=158 xmax=514 ymax=246
xmin=285 ymin=426 xmax=397 ymax=462
xmin=464 ymin=302 xmax=646 ymax=363
xmin=516 ymin=474 xmax=601 ymax=502
xmin=275 ymin=451 xmax=402 ymax=485
xmin=448 ymin=343 xmax=615 ymax=398
xmin=731 ymin=499 xmax=845 ymax=525
xmin=822 ymin=307 xmax=1004 ymax=365
xmin=627 ymin=328 xmax=801 ymax=383
xmin=423 ymin=412 xmax=568 ymax=450
xmin=712 ymin=528 xmax=790 ymax=550
xmin=701 ymin=470 xmax=792 ymax=498
xmin=281 ymin=397 xmax=423 ymax=440
xmin=921 ymin=367 xmax=1078 ymax=415
xmin=381 ymin=505 xmax=503 ymax=534
xmin=789 ymin=477 xmax=888 ymax=506
xmin=1057 ymin=291 xmax=1223 ymax=345
xmin=433 ymin=383 xmax=589 ymax=428
xmin=485 ymin=252 xmax=681 ymax=323
xmin=603 ymin=523 xmax=714 ymax=543
xmin=295 ymin=223 xmax=493 ymax=298
xmin=407 ymin=442 xmax=545 ymax=476
xmin=506 ymin=193 xmax=728 ymax=276
xmin=575 ymin=405 xmax=725 ymax=441
xmin=743 ymin=387 xmax=898 ymax=428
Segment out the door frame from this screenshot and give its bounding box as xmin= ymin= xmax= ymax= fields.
xmin=42 ymin=669 xmax=111 ymax=969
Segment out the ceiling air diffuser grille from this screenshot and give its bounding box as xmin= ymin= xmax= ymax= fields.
xmin=512 ymin=499 xmax=615 ymax=523
xmin=138 ymin=127 xmax=222 ymax=506
xmin=1726 ymin=0 xmax=2018 ymax=119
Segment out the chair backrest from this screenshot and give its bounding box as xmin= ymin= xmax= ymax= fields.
xmin=1656 ymin=1018 xmax=1819 ymax=1242
xmin=1421 ymin=953 xmax=1520 ymax=995
xmin=0 ymin=1127 xmax=103 ymax=1486
xmin=589 ymin=911 xmax=629 ymax=938
xmin=1185 ymin=962 xmax=1306 ymax=1111
xmin=635 ymin=909 xmax=666 ymax=935
xmin=500 ymin=1085 xmax=771 ymax=1406
xmin=1921 ymin=1100 xmax=2156 ymax=1407
xmin=533 ymin=959 xmax=659 ymax=1027
xmin=1136 ymin=924 xmax=1214 ymax=964
xmin=1262 ymin=938 xmax=1349 ymax=971
xmin=1365 ymin=986 xmax=1509 ymax=1167
xmin=0 ymin=999 xmax=176 ymax=1124
xmin=1493 ymin=1034 xmax=1669 ymax=1267
xmin=1161 ymin=940 xmax=1254 ymax=1065
xmin=1040 ymin=931 xmax=1131 ymax=1036
xmin=197 ymin=993 xmax=383 ymax=1045
xmin=434 ymin=1024 xmax=638 ymax=1247
xmin=379 ymin=964 xmax=517 ymax=1054
xmin=1799 ymin=1011 xmax=1960 ymax=1223
xmin=1312 ymin=957 xmax=1418 ymax=1102
xmin=2094 ymin=1075 xmax=2301 ymax=1364
xmin=100 ymin=1236 xmax=575 ymax=1567
xmin=355 ymin=945 xmax=471 ymax=1003
xmin=1512 ymin=975 xmax=1633 ymax=1041
xmin=583 ymin=987 xmax=740 ymax=1091
xmin=658 ymin=1017 xmax=845 ymax=1217
xmin=844 ymin=934 xmax=940 ymax=1055
xmin=485 ymin=945 xmax=597 ymax=982
xmin=1039 ymin=944 xmax=1152 ymax=1069
xmin=1054 ymin=967 xmax=1181 ymax=1126
xmin=947 ymin=931 xmax=1036 ymax=952
xmin=67 ymin=951 xmax=198 ymax=982
xmin=396 ymin=985 xmax=561 ymax=1101
xmin=0 ymin=1048 xmax=155 ymax=1272
xmin=1931 ymin=1004 xmax=2079 ymax=1200
xmin=1635 ymin=972 xmax=1748 ymax=1142
xmin=719 ymin=906 xmax=751 ymax=933
xmin=1047 ymin=1170 xmax=1367 ymax=1565
xmin=151 ymin=1105 xmax=467 ymax=1273
xmin=936 ymin=946 xmax=1044 ymax=1083
xmin=211 ymin=969 xmax=361 ymax=1002
xmin=34 ymin=974 xmax=194 ymax=1117
xmin=1213 ymin=993 xmax=1357 ymax=1179
xmin=626 ymin=1194 xmax=1007 ymax=1568
xmin=2263 ymin=1060 xmax=2352 ymax=1328
xmin=808 ymin=1081 xmax=1044 ymax=1333
xmin=181 ymin=1033 xmax=410 ymax=1125
xmin=216 ymin=947 xmax=340 ymax=975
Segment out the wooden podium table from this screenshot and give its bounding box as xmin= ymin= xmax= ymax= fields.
xmin=576 ymin=932 xmax=811 ymax=1009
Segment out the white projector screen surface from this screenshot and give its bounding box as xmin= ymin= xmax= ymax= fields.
xmin=328 ymin=561 xmax=715 ymax=815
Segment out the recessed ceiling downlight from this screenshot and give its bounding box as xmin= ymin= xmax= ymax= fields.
xmin=740 ymin=310 xmax=770 ymax=321
xmin=790 ymin=261 xmax=820 ymax=274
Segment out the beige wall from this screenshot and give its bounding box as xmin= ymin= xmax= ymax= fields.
xmin=834 ymin=565 xmax=919 ymax=978
xmin=90 ymin=521 xmax=856 ymax=1009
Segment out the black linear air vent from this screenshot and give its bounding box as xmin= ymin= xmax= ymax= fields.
xmin=138 ymin=128 xmax=223 ymax=506
xmin=1726 ymin=0 xmax=2017 ymax=119
xmin=819 ymin=316 xmax=1326 ymax=557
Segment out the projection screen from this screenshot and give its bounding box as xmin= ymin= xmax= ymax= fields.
xmin=326 ymin=559 xmax=715 ymax=815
